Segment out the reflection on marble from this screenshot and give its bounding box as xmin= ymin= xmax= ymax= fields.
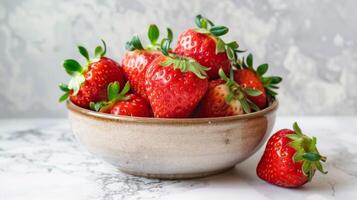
xmin=0 ymin=117 xmax=357 ymax=200
xmin=0 ymin=0 xmax=357 ymax=117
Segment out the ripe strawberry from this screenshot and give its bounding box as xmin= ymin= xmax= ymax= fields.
xmin=122 ymin=50 xmax=160 ymax=100
xmin=234 ymin=69 xmax=267 ymax=108
xmin=145 ymin=41 xmax=209 ymax=118
xmin=90 ymin=82 xmax=151 ymax=117
xmin=195 ymin=69 xmax=262 ymax=117
xmin=257 ymin=122 xmax=327 ymax=188
xmin=59 ymin=40 xmax=125 ymax=108
xmin=122 ymin=25 xmax=172 ymax=100
xmin=174 ymin=15 xmax=241 ymax=79
xmin=234 ymin=54 xmax=282 ymax=109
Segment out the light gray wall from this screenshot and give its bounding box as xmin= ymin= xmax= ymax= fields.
xmin=0 ymin=0 xmax=356 ymax=118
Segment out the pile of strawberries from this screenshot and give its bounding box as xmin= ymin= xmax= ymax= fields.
xmin=59 ymin=15 xmax=327 ymax=188
xmin=59 ymin=15 xmax=281 ymax=118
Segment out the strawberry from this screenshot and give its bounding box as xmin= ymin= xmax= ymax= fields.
xmin=174 ymin=15 xmax=242 ymax=79
xmin=145 ymin=40 xmax=209 ymax=118
xmin=234 ymin=54 xmax=282 ymax=109
xmin=90 ymin=82 xmax=151 ymax=117
xmin=195 ymin=69 xmax=262 ymax=117
xmin=257 ymin=122 xmax=327 ymax=188
xmin=122 ymin=25 xmax=172 ymax=100
xmin=234 ymin=69 xmax=267 ymax=109
xmin=59 ymin=40 xmax=125 ymax=108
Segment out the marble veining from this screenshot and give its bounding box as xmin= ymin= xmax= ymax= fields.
xmin=0 ymin=117 xmax=357 ymax=200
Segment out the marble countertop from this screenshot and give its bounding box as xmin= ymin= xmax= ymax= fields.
xmin=0 ymin=117 xmax=356 ymax=200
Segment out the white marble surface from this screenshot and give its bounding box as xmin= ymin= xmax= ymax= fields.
xmin=0 ymin=117 xmax=356 ymax=200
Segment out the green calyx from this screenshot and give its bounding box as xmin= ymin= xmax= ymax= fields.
xmin=160 ymin=55 xmax=209 ymax=79
xmin=236 ymin=53 xmax=282 ymax=99
xmin=287 ymin=122 xmax=328 ymax=182
xmin=157 ymin=29 xmax=209 ymax=79
xmin=89 ymin=81 xmax=131 ymax=112
xmin=58 ymin=40 xmax=108 ymax=102
xmin=193 ymin=14 xmax=244 ymax=65
xmin=126 ymin=24 xmax=173 ymax=52
xmin=218 ymin=68 xmax=261 ymax=113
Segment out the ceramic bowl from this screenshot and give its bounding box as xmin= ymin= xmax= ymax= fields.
xmin=67 ymin=100 xmax=278 ymax=179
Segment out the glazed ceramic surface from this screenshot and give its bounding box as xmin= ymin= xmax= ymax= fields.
xmin=67 ymin=100 xmax=278 ymax=179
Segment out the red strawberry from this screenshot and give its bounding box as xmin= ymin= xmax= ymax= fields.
xmin=145 ymin=51 xmax=209 ymax=118
xmin=234 ymin=54 xmax=282 ymax=109
xmin=257 ymin=122 xmax=327 ymax=188
xmin=196 ymin=69 xmax=261 ymax=117
xmin=234 ymin=69 xmax=267 ymax=109
xmin=110 ymin=94 xmax=151 ymax=117
xmin=122 ymin=50 xmax=160 ymax=100
xmin=122 ymin=25 xmax=170 ymax=100
xmin=174 ymin=15 xmax=240 ymax=79
xmin=90 ymin=82 xmax=151 ymax=117
xmin=59 ymin=40 xmax=125 ymax=108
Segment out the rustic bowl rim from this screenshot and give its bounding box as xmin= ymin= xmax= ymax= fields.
xmin=67 ymin=99 xmax=278 ymax=124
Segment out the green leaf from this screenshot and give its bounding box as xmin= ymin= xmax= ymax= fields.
xmin=119 ymin=82 xmax=131 ymax=96
xmin=125 ymin=41 xmax=135 ymax=51
xmin=218 ymin=68 xmax=229 ymax=81
xmin=167 ymin=28 xmax=173 ymax=42
xmin=265 ymin=87 xmax=277 ymax=97
xmin=59 ymin=83 xmax=70 ymax=92
xmin=302 ymin=153 xmax=321 ymax=162
xmin=148 ymin=24 xmax=160 ymax=45
xmin=209 ymin=26 xmax=229 ymax=36
xmin=206 ymin=18 xmax=215 ymax=26
xmin=195 ymin=15 xmax=203 ymax=28
xmin=226 ymin=41 xmax=239 ymax=50
xmin=226 ymin=47 xmax=235 ymax=60
xmin=247 ymin=99 xmax=260 ymax=111
xmin=161 ymin=38 xmax=171 ymax=56
xmin=94 ymin=46 xmax=103 ymax=58
xmin=68 ymin=75 xmax=85 ymax=95
xmin=194 ymin=28 xmax=210 ymax=34
xmin=161 ymin=57 xmax=208 ymax=79
xmin=257 ymin=64 xmax=268 ymax=76
xmin=293 ymin=122 xmax=303 ymax=135
xmin=90 ymin=101 xmax=106 ymax=112
xmin=270 ymin=76 xmax=283 ymax=84
xmin=240 ymin=99 xmax=251 ymax=113
xmin=267 ymin=85 xmax=279 ymax=89
xmin=315 ymin=161 xmax=328 ymax=174
xmin=289 ymin=139 xmax=304 ymax=151
xmin=131 ymin=34 xmax=144 ymax=50
xmin=59 ymin=93 xmax=68 ymax=102
xmin=302 ymin=161 xmax=311 ymax=176
xmin=225 ymin=93 xmax=234 ymax=103
xmin=94 ymin=39 xmax=107 ymax=58
xmin=216 ymin=38 xmax=226 ymax=54
xmin=286 ymin=133 xmax=300 ymax=141
xmin=78 ymin=46 xmax=90 ymax=62
xmin=235 ymin=49 xmax=246 ymax=53
xmin=293 ymin=152 xmax=304 ymax=162
xmin=107 ymin=82 xmax=120 ymax=101
xmin=262 ymin=77 xmax=273 ymax=85
xmin=246 ymin=53 xmax=253 ymax=68
xmin=63 ymin=59 xmax=82 ymax=75
xmin=244 ymin=88 xmax=262 ymax=96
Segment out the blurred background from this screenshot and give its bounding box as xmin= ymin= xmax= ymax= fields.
xmin=0 ymin=0 xmax=356 ymax=118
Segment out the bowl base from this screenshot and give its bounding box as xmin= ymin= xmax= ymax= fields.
xmin=119 ymin=166 xmax=235 ymax=180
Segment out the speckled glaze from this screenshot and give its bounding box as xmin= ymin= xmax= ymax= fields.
xmin=67 ymin=100 xmax=278 ymax=179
